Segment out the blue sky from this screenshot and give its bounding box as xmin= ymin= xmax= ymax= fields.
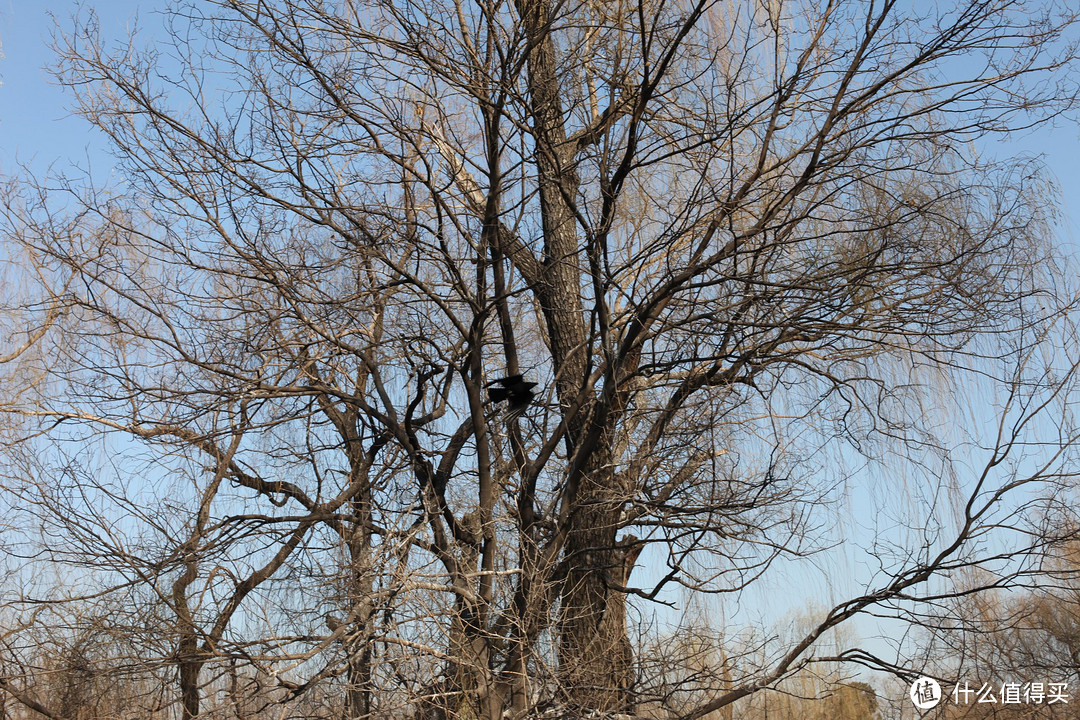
xmin=4 ymin=1 xmax=1080 ymax=243
xmin=0 ymin=1 xmax=148 ymax=175
xmin=4 ymin=1 xmax=1080 ymax=224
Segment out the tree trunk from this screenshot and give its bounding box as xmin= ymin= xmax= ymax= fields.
xmin=178 ymin=635 xmax=202 ymax=720
xmin=512 ymin=0 xmax=636 ymax=709
xmin=559 ymin=441 xmax=639 ymax=712
xmin=344 ymin=438 xmax=376 ymax=720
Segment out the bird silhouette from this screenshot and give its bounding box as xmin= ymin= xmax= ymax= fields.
xmin=488 ymin=374 xmax=538 ymax=420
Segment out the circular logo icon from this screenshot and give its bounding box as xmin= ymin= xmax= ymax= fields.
xmin=909 ymin=677 xmax=942 ymax=710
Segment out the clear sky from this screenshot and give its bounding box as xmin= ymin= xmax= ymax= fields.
xmin=3 ymin=1 xmax=1079 ymax=237
xmin=0 ymin=1 xmax=146 ymax=175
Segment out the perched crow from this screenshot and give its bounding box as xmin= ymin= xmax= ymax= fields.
xmin=488 ymin=374 xmax=538 ymax=419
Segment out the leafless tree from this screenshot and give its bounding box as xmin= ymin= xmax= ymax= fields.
xmin=903 ymin=530 xmax=1080 ymax=719
xmin=2 ymin=0 xmax=1080 ymax=718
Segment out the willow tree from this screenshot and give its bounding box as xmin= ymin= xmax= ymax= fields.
xmin=2 ymin=0 xmax=1080 ymax=718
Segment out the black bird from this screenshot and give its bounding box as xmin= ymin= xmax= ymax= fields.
xmin=488 ymin=374 xmax=539 ymax=420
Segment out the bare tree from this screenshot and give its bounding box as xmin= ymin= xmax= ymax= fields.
xmin=908 ymin=530 xmax=1080 ymax=719
xmin=2 ymin=0 xmax=1080 ymax=718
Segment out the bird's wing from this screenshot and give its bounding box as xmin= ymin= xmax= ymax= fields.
xmin=508 ymin=389 xmax=535 ymax=408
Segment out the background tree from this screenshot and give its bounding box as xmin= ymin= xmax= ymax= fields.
xmin=915 ymin=533 xmax=1080 ymax=719
xmin=2 ymin=0 xmax=1080 ymax=718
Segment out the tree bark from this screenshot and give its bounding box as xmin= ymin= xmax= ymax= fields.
xmin=512 ymin=0 xmax=639 ymax=709
xmin=559 ymin=440 xmax=640 ymax=711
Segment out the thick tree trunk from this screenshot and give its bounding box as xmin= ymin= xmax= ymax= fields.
xmin=513 ymin=0 xmax=587 ymax=389
xmin=174 ymin=550 xmax=203 ymax=720
xmin=344 ymin=438 xmax=376 ymax=720
xmin=513 ymin=0 xmax=636 ymax=710
xmin=177 ymin=637 xmax=202 ymax=720
xmin=559 ymin=442 xmax=639 ymax=712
